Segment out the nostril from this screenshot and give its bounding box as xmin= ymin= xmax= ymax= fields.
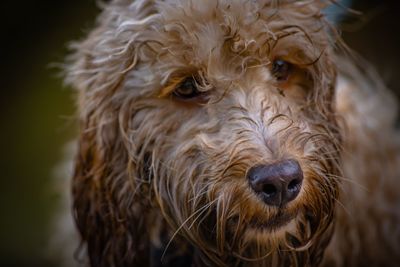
xmin=288 ymin=179 xmax=301 ymax=193
xmin=262 ymin=184 xmax=277 ymax=197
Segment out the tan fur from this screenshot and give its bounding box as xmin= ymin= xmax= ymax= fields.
xmin=63 ymin=0 xmax=400 ymax=266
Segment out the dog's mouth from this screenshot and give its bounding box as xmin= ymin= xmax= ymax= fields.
xmin=247 ymin=211 xmax=297 ymax=232
xmin=232 ymin=211 xmax=297 ymax=236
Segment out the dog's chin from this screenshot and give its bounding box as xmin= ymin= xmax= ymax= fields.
xmin=242 ymin=211 xmax=299 ymax=242
xmin=250 ymin=212 xmax=295 ymax=230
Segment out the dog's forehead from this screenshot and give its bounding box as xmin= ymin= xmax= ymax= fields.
xmin=117 ymin=0 xmax=335 ymax=97
xmin=155 ymin=0 xmax=328 ymax=48
xmin=139 ymin=0 xmax=331 ymax=81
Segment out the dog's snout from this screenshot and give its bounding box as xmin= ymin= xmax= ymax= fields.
xmin=247 ymin=159 xmax=303 ymax=207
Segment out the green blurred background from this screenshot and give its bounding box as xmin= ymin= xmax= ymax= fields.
xmin=0 ymin=1 xmax=399 ymax=266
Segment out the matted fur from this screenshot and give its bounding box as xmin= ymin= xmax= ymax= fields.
xmin=63 ymin=0 xmax=400 ymax=266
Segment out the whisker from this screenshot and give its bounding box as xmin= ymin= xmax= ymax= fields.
xmin=161 ymin=199 xmax=217 ymax=261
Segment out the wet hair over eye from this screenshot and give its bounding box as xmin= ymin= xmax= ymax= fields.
xmin=173 ymin=77 xmax=202 ymax=99
xmin=271 ymin=59 xmax=292 ymax=82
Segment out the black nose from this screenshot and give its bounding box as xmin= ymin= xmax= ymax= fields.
xmin=247 ymin=159 xmax=303 ymax=207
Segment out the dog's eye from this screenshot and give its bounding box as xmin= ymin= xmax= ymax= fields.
xmin=271 ymin=59 xmax=292 ymax=82
xmin=173 ymin=77 xmax=202 ymax=100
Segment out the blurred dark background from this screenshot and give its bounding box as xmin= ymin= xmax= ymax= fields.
xmin=0 ymin=1 xmax=399 ymax=266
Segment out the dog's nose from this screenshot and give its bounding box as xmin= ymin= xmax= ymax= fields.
xmin=247 ymin=159 xmax=303 ymax=207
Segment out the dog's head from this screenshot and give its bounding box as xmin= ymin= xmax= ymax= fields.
xmin=68 ymin=1 xmax=342 ymax=266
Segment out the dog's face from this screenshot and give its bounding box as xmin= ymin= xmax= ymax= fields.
xmin=70 ymin=1 xmax=342 ymax=266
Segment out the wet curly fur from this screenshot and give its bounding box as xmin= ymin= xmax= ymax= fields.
xmin=64 ymin=0 xmax=400 ymax=266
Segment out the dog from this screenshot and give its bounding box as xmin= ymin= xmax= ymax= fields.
xmin=63 ymin=0 xmax=400 ymax=266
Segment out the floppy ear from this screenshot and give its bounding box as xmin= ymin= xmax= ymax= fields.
xmin=73 ymin=120 xmax=152 ymax=267
xmin=66 ymin=1 xmax=159 ymax=266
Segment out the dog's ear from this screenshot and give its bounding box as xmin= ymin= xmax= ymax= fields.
xmin=73 ymin=120 xmax=151 ymax=266
xmin=66 ymin=1 xmax=159 ymax=266
xmin=73 ymin=103 xmax=160 ymax=266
